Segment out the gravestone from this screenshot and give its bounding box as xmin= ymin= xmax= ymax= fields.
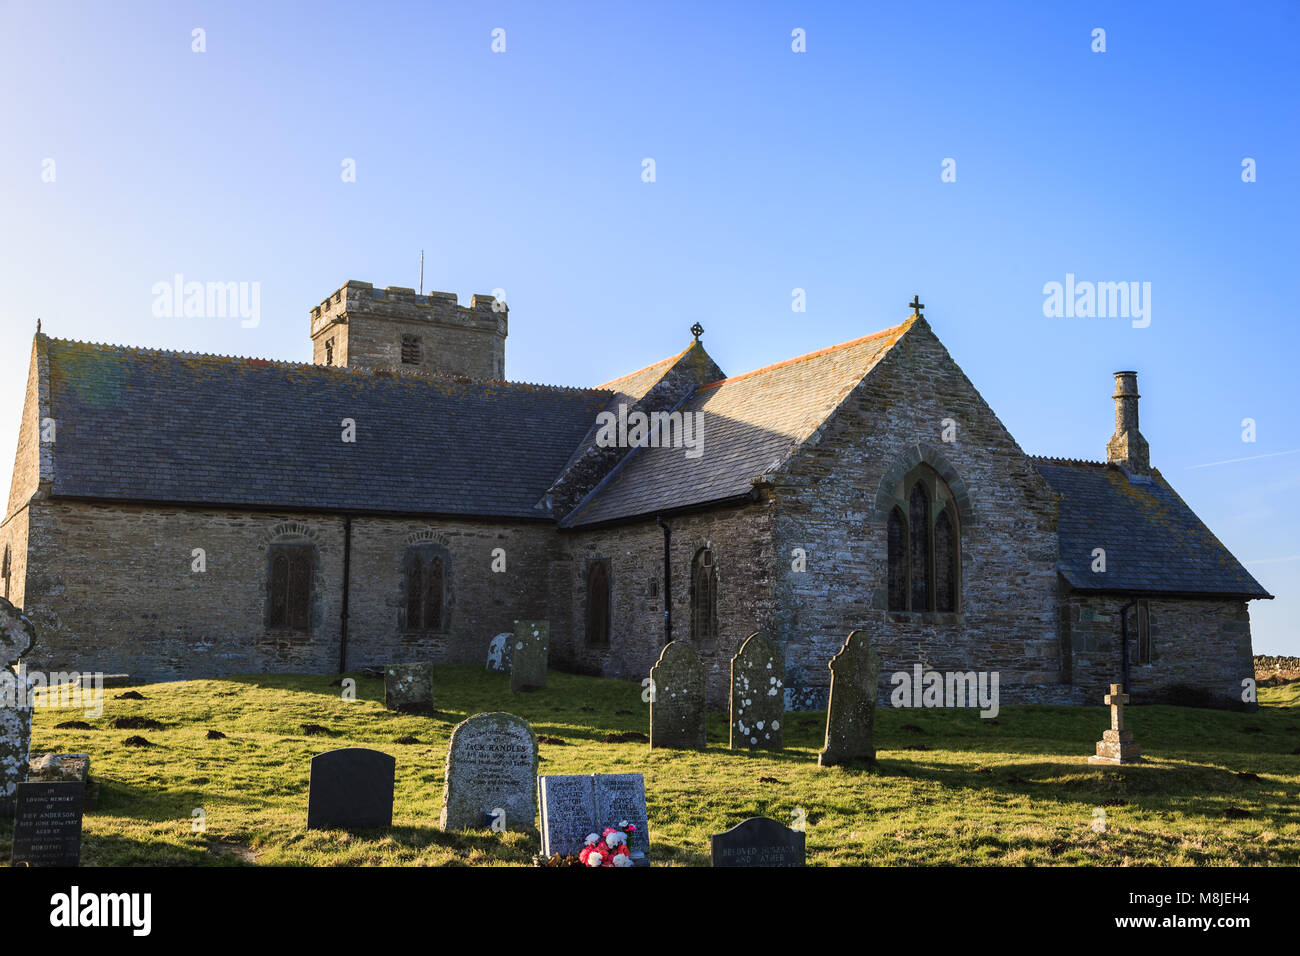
xmin=486 ymin=633 xmax=513 ymax=672
xmin=510 ymin=620 xmax=549 ymax=692
xmin=384 ymin=661 xmax=434 ymax=711
xmin=439 ymin=712 xmax=538 ymax=831
xmin=28 ymin=753 xmax=98 ymax=809
xmin=818 ymin=629 xmax=881 ymax=767
xmin=650 ymin=640 xmax=706 ymax=749
xmin=306 ymin=748 xmax=395 ymax=830
xmin=10 ymin=780 xmax=85 ymax=867
xmin=730 ymin=631 xmax=785 ymax=750
xmin=1088 ymin=684 xmax=1143 ymax=764
xmin=539 ymin=772 xmax=649 ymax=864
xmin=1 ymin=596 xmax=37 ymax=816
xmin=711 ymin=816 xmax=806 ymax=867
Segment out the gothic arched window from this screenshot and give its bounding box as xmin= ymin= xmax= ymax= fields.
xmin=404 ymin=547 xmax=448 ymax=631
xmin=884 ymin=465 xmax=961 ymax=613
xmin=586 ymin=560 xmax=611 ymax=646
xmin=1 ymin=544 xmax=11 ymax=601
xmin=690 ymin=548 xmax=717 ymax=649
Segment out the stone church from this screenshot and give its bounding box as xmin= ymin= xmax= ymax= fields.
xmin=0 ymin=281 xmax=1270 ymax=709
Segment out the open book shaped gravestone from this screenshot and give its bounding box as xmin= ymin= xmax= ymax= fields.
xmin=539 ymin=773 xmax=649 ymax=865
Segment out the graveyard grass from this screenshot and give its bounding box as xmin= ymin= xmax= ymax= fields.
xmin=4 ymin=668 xmax=1299 ymax=866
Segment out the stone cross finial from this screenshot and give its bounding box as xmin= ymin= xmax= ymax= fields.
xmin=1104 ymin=683 xmax=1129 ymax=731
xmin=908 ymin=295 xmax=924 ymax=317
xmin=690 ymin=322 xmax=704 ymax=342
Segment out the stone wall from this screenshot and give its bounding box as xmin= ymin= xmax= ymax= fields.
xmin=558 ymin=499 xmax=777 ymax=709
xmin=768 ymin=318 xmax=1066 ymax=708
xmin=1061 ymin=590 xmax=1255 ymax=707
xmin=18 ymin=499 xmax=560 ymax=682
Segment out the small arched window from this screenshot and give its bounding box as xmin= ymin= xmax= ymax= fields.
xmin=690 ymin=548 xmax=717 ymax=649
xmin=404 ymin=548 xmax=448 ymax=631
xmin=884 ymin=465 xmax=961 ymax=613
xmin=2 ymin=543 xmax=11 ymax=600
xmin=267 ymin=544 xmax=313 ymax=631
xmin=586 ymin=560 xmax=611 ymax=646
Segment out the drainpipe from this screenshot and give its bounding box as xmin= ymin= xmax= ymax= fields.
xmin=1119 ymin=596 xmax=1138 ymax=693
xmin=657 ymin=516 xmax=671 ymax=644
xmin=337 ymin=515 xmax=353 ymax=674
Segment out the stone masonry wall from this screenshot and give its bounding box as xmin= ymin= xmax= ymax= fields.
xmin=20 ymin=499 xmax=560 ymax=682
xmin=557 ymin=500 xmax=777 ymax=709
xmin=769 ymin=318 xmax=1066 ymax=709
xmin=1062 ymin=590 xmax=1255 ymax=707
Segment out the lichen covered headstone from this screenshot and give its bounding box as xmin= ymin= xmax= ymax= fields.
xmin=384 ymin=661 xmax=434 ymax=711
xmin=730 ymin=631 xmax=785 ymax=750
xmin=818 ymin=629 xmax=880 ymax=767
xmin=1 ymin=595 xmax=38 ymax=815
xmin=485 ymin=632 xmax=513 ymax=672
xmin=649 ymin=640 xmax=706 ymax=749
xmin=439 ymin=711 xmax=538 ymax=831
xmin=510 ymin=620 xmax=549 ymax=692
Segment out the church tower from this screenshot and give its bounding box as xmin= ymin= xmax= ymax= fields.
xmin=309 ymin=280 xmax=507 ymax=380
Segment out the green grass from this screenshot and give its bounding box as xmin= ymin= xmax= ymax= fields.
xmin=4 ymin=666 xmax=1298 ymax=866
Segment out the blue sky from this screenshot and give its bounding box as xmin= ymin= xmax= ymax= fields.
xmin=1 ymin=1 xmax=1297 ymax=652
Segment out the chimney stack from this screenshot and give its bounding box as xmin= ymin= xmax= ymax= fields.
xmin=1106 ymin=371 xmax=1150 ymax=473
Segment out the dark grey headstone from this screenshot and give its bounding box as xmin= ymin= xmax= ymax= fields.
xmin=650 ymin=640 xmax=706 ymax=749
xmin=539 ymin=774 xmax=595 ymax=859
xmin=730 ymin=631 xmax=785 ymax=750
xmin=818 ymin=630 xmax=880 ymax=767
xmin=439 ymin=712 xmax=538 ymax=831
xmin=711 ymin=816 xmax=805 ymax=867
xmin=10 ymin=781 xmax=84 ymax=867
xmin=510 ymin=620 xmax=549 ymax=692
xmin=306 ymin=748 xmax=395 ymax=830
xmin=539 ymin=772 xmax=650 ymax=864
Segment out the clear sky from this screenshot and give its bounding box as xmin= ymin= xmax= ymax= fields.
xmin=1 ymin=1 xmax=1296 ymax=652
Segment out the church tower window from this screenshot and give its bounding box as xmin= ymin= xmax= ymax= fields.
xmin=690 ymin=548 xmax=718 ymax=650
xmin=585 ymin=560 xmax=611 ymax=646
xmin=884 ymin=465 xmax=961 ymax=613
xmin=1 ymin=544 xmax=11 ymax=600
xmin=401 ymin=335 xmax=422 ymax=365
xmin=324 ymin=337 xmax=335 ymax=366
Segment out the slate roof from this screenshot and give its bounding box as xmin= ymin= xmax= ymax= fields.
xmin=42 ymin=338 xmax=613 ymax=519
xmin=1033 ymin=458 xmax=1271 ymax=598
xmin=562 ymin=321 xmax=913 ymax=527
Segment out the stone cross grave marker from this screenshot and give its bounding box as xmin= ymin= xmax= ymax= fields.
xmin=650 ymin=640 xmax=706 ymax=749
xmin=818 ymin=629 xmax=881 ymax=767
xmin=730 ymin=631 xmax=785 ymax=750
xmin=1088 ymin=683 xmax=1143 ymax=764
xmin=1 ymin=596 xmax=36 ymax=816
xmin=711 ymin=816 xmax=806 ymax=867
xmin=510 ymin=620 xmax=549 ymax=692
xmin=539 ymin=772 xmax=649 ymax=864
xmin=384 ymin=661 xmax=435 ymax=712
xmin=306 ymin=748 xmax=395 ymax=830
xmin=439 ymin=712 xmax=538 ymax=831
xmin=486 ymin=632 xmax=513 ymax=672
xmin=10 ymin=780 xmax=85 ymax=867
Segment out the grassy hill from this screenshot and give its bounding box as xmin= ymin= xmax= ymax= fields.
xmin=4 ymin=666 xmax=1298 ymax=866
